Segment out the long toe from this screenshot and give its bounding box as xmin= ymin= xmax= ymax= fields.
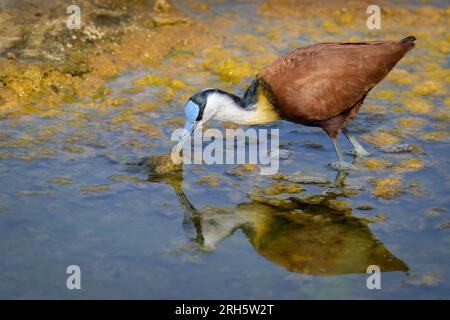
xmin=355 ymin=148 xmax=371 ymax=158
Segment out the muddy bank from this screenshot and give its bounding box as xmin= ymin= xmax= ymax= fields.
xmin=0 ymin=0 xmax=218 ymax=117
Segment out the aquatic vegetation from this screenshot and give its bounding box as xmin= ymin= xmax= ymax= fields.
xmin=403 ymin=99 xmax=433 ymax=114
xmin=394 ymin=159 xmax=424 ymax=172
xmin=386 ymin=69 xmax=417 ymax=86
xmin=134 ymin=74 xmax=186 ymax=90
xmin=62 ymin=145 xmax=85 ymax=154
xmin=375 ymin=213 xmax=387 ymax=221
xmin=362 ymin=131 xmax=401 ymax=147
xmin=418 ymin=131 xmax=449 ymax=142
xmin=396 ymin=117 xmax=425 ymax=129
xmin=107 ymin=174 xmax=143 ymax=183
xmin=361 ymin=104 xmax=386 ymax=114
xmin=370 ymin=177 xmax=403 ymax=200
xmin=405 ymin=273 xmax=441 ymax=287
xmin=374 ymin=89 xmax=396 ymax=100
xmin=48 ymin=177 xmax=73 ymax=185
xmin=0 ymin=0 xmax=449 ymax=299
xmin=79 ymin=184 xmax=112 ymax=194
xmin=225 ymin=164 xmax=258 ymax=177
xmin=425 ymin=207 xmax=445 ymax=218
xmin=362 ymin=158 xmax=392 ymax=171
xmin=196 ymin=174 xmax=223 ymax=187
xmin=202 ymin=57 xmax=255 ymax=84
xmin=356 ymin=204 xmax=374 ymax=211
xmin=439 ymin=222 xmax=450 ymax=229
xmin=261 ymin=182 xmax=303 ymax=196
xmin=146 ymin=153 xmax=183 ymax=177
xmin=412 ymin=80 xmax=440 ymax=96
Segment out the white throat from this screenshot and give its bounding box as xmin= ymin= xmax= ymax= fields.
xmin=207 ymin=92 xmax=279 ymax=125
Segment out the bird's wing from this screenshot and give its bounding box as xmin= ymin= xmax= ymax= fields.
xmin=258 ymin=41 xmax=413 ymax=122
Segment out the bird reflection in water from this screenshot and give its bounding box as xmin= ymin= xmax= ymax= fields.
xmin=145 ymin=159 xmax=408 ymax=276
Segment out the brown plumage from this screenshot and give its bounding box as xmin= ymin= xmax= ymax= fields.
xmin=258 ymin=36 xmax=416 ymax=138
xmin=178 ymin=37 xmax=417 ymax=169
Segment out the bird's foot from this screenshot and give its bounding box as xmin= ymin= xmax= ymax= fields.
xmin=354 ymin=147 xmax=370 ymax=158
xmin=328 ymin=161 xmax=357 ymax=171
xmin=345 ymin=147 xmax=371 ymax=158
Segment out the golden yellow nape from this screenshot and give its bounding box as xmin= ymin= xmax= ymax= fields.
xmin=240 ymin=84 xmax=281 ymax=125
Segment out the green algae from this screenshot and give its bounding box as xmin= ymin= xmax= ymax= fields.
xmin=80 ymin=184 xmax=112 ymax=194
xmin=48 ymin=177 xmax=73 ymax=185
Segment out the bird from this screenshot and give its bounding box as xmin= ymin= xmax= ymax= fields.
xmin=175 ymin=36 xmax=416 ymax=169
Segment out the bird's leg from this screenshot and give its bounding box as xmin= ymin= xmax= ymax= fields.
xmin=329 ymin=135 xmax=355 ymax=171
xmin=332 ymin=137 xmax=344 ymax=162
xmin=342 ymin=127 xmax=370 ymax=157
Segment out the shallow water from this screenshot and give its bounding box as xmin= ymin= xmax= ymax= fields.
xmin=0 ymin=0 xmax=449 ymax=298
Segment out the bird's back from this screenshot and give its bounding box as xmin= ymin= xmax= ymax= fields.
xmin=258 ymin=37 xmax=415 ymax=133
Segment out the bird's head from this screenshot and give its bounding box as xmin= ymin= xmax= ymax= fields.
xmin=175 ymin=88 xmax=243 ymax=149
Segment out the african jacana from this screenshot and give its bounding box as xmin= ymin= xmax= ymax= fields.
xmin=175 ymin=36 xmax=416 ymax=169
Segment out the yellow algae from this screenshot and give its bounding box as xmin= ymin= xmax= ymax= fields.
xmin=262 ymin=182 xmax=303 ymax=196
xmin=189 ymin=2 xmax=208 ymax=13
xmin=134 ymin=74 xmax=171 ymax=86
xmin=130 ymin=122 xmax=158 ymax=133
xmin=62 ymin=145 xmax=85 ymax=154
xmin=226 ymin=164 xmax=258 ymax=176
xmin=394 ymin=159 xmax=424 ymax=172
xmin=443 ymin=98 xmax=450 ymax=107
xmin=203 ymin=58 xmax=255 ymax=84
xmin=321 ymin=21 xmax=340 ymax=34
xmin=170 ymin=79 xmax=186 ymax=90
xmin=16 ymin=154 xmax=34 ymax=162
xmin=325 ymin=199 xmax=352 ymax=214
xmin=196 ymin=174 xmax=222 ymax=187
xmin=412 ymin=81 xmax=440 ymax=96
xmin=432 ymin=108 xmax=450 ymax=121
xmin=163 ymin=87 xmax=175 ymax=102
xmin=396 ymin=117 xmax=425 ymax=128
xmin=387 ymin=69 xmax=417 ymax=86
xmin=362 ymin=131 xmax=401 ymax=147
xmin=374 ymin=90 xmax=396 ymax=100
xmin=336 ymin=12 xmax=353 ymax=25
xmin=106 ymin=96 xmax=131 ymax=107
xmin=375 ymin=213 xmax=387 ymax=221
xmin=361 ymin=104 xmax=386 ymax=114
xmin=403 ymin=99 xmax=433 ymax=114
xmin=48 ymin=177 xmax=73 ymax=185
xmin=32 ymin=148 xmax=56 ymax=159
xmin=370 ymin=177 xmax=403 ymax=200
xmin=362 ymin=158 xmax=392 ymax=171
xmin=80 ymin=184 xmax=112 ymax=194
xmin=389 ymin=106 xmax=405 ymax=113
xmin=132 ymin=102 xmax=157 ymax=113
xmin=0 ymin=138 xmax=41 ymax=149
xmin=418 ymin=131 xmax=449 ymax=142
xmin=0 ymin=152 xmax=14 ymax=159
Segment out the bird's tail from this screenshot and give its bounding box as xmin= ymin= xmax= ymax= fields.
xmin=401 ymin=36 xmax=416 ymax=51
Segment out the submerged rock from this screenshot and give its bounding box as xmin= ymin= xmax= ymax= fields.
xmin=379 ymin=143 xmax=416 ymax=153
xmin=142 ymin=153 xmax=183 ymax=181
xmin=281 ymin=171 xmax=329 ymax=185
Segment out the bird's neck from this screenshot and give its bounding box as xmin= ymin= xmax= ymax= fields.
xmin=213 ymin=80 xmax=281 ymax=125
